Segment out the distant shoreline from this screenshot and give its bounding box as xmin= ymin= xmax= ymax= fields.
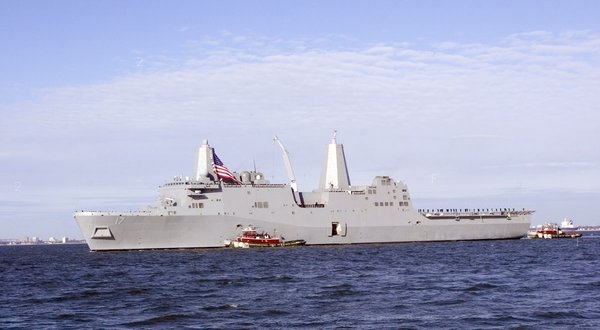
xmin=0 ymin=241 xmax=87 ymax=247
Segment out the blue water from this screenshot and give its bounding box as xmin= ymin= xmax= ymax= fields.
xmin=1 ymin=238 xmax=600 ymax=329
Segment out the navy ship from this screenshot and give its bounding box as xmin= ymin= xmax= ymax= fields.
xmin=75 ymin=134 xmax=534 ymax=251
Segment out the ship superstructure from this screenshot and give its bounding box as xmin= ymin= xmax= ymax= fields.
xmin=75 ymin=135 xmax=534 ymax=251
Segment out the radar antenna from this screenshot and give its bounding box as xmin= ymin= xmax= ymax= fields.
xmin=273 ymin=136 xmax=298 ymax=192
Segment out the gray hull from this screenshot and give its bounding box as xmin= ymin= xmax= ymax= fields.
xmin=75 ymin=183 xmax=532 ymax=251
xmin=76 ymin=214 xmax=530 ymax=251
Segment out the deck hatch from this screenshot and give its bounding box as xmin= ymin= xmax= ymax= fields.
xmin=329 ymin=222 xmax=347 ymax=237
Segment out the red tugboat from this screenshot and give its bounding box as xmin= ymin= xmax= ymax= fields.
xmin=527 ymin=223 xmax=582 ymax=239
xmin=224 ymin=226 xmax=306 ymax=248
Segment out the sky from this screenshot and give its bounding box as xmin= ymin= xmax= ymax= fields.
xmin=1 ymin=0 xmax=600 ymax=239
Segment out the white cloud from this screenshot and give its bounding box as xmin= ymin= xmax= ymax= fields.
xmin=4 ymin=31 xmax=599 ymax=139
xmin=2 ymin=30 xmax=600 ymax=236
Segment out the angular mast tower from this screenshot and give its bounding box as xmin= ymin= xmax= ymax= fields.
xmin=319 ymin=131 xmax=351 ymax=190
xmin=194 ymin=139 xmax=214 ymax=181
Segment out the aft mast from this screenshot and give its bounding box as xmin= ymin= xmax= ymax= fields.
xmin=319 ymin=131 xmax=351 ymax=190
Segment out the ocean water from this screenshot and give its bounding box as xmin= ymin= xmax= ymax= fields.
xmin=1 ymin=238 xmax=600 ymax=329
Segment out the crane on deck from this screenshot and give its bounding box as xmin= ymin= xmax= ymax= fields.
xmin=273 ymin=136 xmax=298 ymax=192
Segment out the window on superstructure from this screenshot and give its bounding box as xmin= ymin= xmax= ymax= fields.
xmin=254 ymin=201 xmax=269 ymax=208
xmin=375 ymin=202 xmax=379 ymax=206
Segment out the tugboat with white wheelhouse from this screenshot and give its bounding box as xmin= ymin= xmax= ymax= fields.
xmin=224 ymin=226 xmax=306 ymax=248
xmin=527 ymin=223 xmax=582 ymax=239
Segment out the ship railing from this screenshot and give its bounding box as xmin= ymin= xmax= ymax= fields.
xmin=223 ymin=183 xmax=288 ymax=188
xmin=163 ymin=181 xmax=221 ymax=189
xmin=75 ymin=210 xmax=157 ymax=216
xmin=419 ymin=209 xmax=535 ymax=218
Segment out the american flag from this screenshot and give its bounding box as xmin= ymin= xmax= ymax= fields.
xmin=212 ymin=149 xmax=240 ymax=184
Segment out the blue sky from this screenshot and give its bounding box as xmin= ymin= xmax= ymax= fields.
xmin=1 ymin=0 xmax=600 ymax=239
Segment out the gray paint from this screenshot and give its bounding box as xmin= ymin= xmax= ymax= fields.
xmin=75 ymin=139 xmax=533 ymax=251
